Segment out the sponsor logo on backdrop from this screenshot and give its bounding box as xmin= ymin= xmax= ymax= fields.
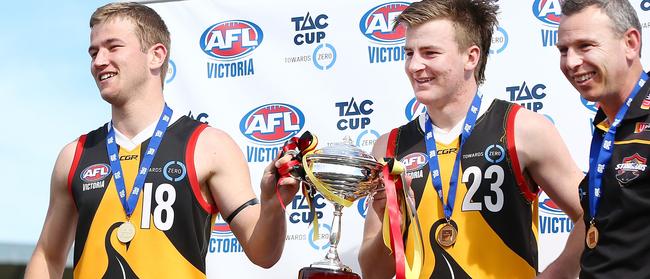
xmin=200 ymin=20 xmax=263 ymax=79
xmin=405 ymin=97 xmax=427 ymax=121
xmin=532 ymin=0 xmax=561 ymax=47
xmin=539 ymin=196 xmax=574 ymax=234
xmin=615 ymin=153 xmax=648 ymax=186
xmin=580 ymin=97 xmax=598 ymax=113
xmin=359 ymin=2 xmax=409 ymax=64
xmin=289 ymin=193 xmax=327 ymax=224
xmin=209 ymin=216 xmax=244 ymax=253
xmin=285 ymin=12 xmax=337 ymax=70
xmin=187 ymin=111 xmax=209 ymax=124
xmin=336 ymin=98 xmax=374 ymax=131
xmin=507 ymin=81 xmax=547 ymax=112
xmin=308 ymin=224 xmax=332 ymax=250
xmin=642 ymin=0 xmax=650 ymax=11
xmin=580 ymin=97 xmax=598 ymax=134
xmin=292 ymin=12 xmax=328 ymax=45
xmin=240 ymin=103 xmax=305 ymax=163
xmin=357 ymin=196 xmax=370 ymax=218
xmin=313 ymin=43 xmax=337 ymax=70
xmin=490 ymin=27 xmax=509 ymax=54
xmin=356 ymin=129 xmax=380 ymax=153
xmin=165 ymin=59 xmax=176 ymax=84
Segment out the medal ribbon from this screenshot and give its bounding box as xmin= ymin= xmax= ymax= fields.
xmin=381 ymin=159 xmax=423 ymax=279
xmin=588 ymin=72 xmax=648 ymax=222
xmin=424 ymin=91 xmax=482 ymax=220
xmin=107 ymin=104 xmax=173 ymax=218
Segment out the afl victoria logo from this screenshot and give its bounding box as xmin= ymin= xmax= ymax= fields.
xmin=532 ymin=0 xmax=561 ymax=27
xmin=539 ymin=198 xmax=564 ymax=215
xmin=239 ymin=103 xmax=305 ymax=144
xmin=200 ymin=20 xmax=264 ymax=61
xmin=401 ymin=153 xmax=428 ymax=172
xmin=359 ymin=2 xmax=409 ymax=44
xmin=80 ymin=163 xmax=111 ymax=183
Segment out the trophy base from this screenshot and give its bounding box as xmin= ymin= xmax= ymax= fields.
xmin=298 ymin=267 xmax=360 ymax=279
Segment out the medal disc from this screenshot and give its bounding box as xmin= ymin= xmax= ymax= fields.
xmin=437 ymin=223 xmax=457 ymax=247
xmin=586 ymin=223 xmax=599 ymax=249
xmin=117 ymin=221 xmax=136 ymax=243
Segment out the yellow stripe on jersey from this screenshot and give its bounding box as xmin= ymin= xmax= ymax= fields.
xmin=405 ymin=139 xmax=537 ymax=278
xmin=74 ymin=146 xmax=207 ymax=278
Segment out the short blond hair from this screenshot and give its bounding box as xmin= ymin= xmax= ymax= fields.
xmin=90 ymin=2 xmax=171 ymax=87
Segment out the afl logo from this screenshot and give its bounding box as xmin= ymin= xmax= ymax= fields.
xmin=80 ymin=163 xmax=111 ymax=183
xmin=580 ymin=97 xmax=598 ymax=113
xmin=239 ymin=103 xmax=305 ymax=144
xmin=359 ymin=2 xmax=409 ymax=44
xmin=532 ymin=0 xmax=561 ymax=27
xmin=539 ymin=198 xmax=565 ymax=215
xmin=212 ymin=220 xmax=234 ymax=237
xmin=401 ymin=153 xmax=428 ymax=172
xmin=405 ymin=97 xmax=427 ymax=121
xmin=357 ymin=197 xmax=370 ymax=218
xmin=199 ymin=20 xmax=264 ymax=61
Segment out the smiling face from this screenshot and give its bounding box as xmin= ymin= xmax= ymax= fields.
xmin=557 ymin=6 xmax=632 ymax=103
xmin=89 ymin=17 xmax=151 ymax=105
xmin=403 ymin=19 xmax=476 ymax=107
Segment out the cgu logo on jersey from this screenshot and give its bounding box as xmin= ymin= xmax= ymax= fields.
xmin=401 ymin=152 xmax=427 ymax=179
xmin=336 ymin=98 xmax=374 ymax=131
xmin=506 ymin=81 xmax=547 ymax=112
xmin=532 ymin=0 xmax=561 ymax=47
xmin=209 ymin=216 xmax=244 ymax=253
xmin=404 ymin=97 xmax=427 ymax=121
xmin=359 ymin=2 xmax=409 ymax=64
xmin=200 ymin=20 xmax=263 ymax=79
xmin=538 ymin=195 xmax=574 ymax=234
xmin=240 ymin=103 xmax=305 ymax=163
xmin=80 ymin=164 xmax=111 ymax=183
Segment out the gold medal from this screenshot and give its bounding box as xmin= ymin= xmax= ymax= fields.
xmin=117 ymin=221 xmax=136 ymax=243
xmin=586 ymin=223 xmax=599 ymax=249
xmin=437 ymin=222 xmax=457 ymax=247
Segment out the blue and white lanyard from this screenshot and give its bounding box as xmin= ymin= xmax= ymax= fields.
xmin=588 ymin=72 xmax=648 ymax=221
xmin=106 ymin=104 xmax=173 ymax=218
xmin=423 ymin=92 xmax=482 ymax=219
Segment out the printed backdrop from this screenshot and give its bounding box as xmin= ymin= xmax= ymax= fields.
xmin=143 ymin=0 xmax=650 ymax=277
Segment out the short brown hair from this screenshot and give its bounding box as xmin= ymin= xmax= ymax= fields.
xmin=395 ymin=0 xmax=499 ymax=85
xmin=90 ymin=2 xmax=171 ymax=87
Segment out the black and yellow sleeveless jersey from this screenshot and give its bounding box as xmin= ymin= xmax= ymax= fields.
xmin=67 ymin=116 xmax=217 ymax=278
xmin=388 ymin=99 xmax=538 ymax=278
xmin=579 ymin=73 xmax=650 ymax=278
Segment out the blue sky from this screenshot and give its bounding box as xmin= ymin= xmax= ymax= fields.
xmin=0 ymin=0 xmax=112 ymax=244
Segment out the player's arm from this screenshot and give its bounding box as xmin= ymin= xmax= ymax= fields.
xmin=25 ymin=141 xmax=79 ymax=278
xmin=513 ymin=108 xmax=584 ymax=278
xmin=358 ymin=133 xmax=396 ymax=279
xmin=196 ymin=127 xmax=298 ymax=268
